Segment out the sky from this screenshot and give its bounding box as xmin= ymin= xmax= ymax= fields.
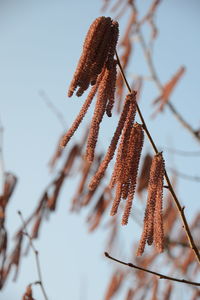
xmin=0 ymin=0 xmax=200 ymax=299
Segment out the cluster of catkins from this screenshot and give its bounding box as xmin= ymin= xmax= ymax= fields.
xmin=61 ymin=16 xmax=119 ymax=162
xmin=61 ymin=16 xmax=165 ymax=255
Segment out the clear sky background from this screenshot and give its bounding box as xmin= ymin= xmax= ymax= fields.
xmin=0 ymin=0 xmax=200 ymax=299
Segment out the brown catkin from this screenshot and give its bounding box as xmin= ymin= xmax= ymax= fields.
xmin=77 ymin=18 xmax=113 ymax=95
xmin=137 ymin=152 xmax=165 ymax=255
xmin=90 ymin=20 xmax=119 ymax=85
xmin=137 ymin=153 xmax=152 ymax=194
xmin=110 ymin=182 xmax=123 ymax=216
xmin=22 ymin=285 xmax=34 ymax=300
xmin=147 ymin=153 xmax=164 ymax=246
xmin=68 ymin=17 xmax=108 ymax=97
xmin=109 ymin=92 xmax=137 ymax=188
xmin=105 ymin=59 xmax=117 ymax=117
xmin=85 ymin=67 xmax=109 ymax=162
xmin=61 ymin=71 xmax=103 ymax=148
xmin=136 ymin=222 xmax=148 ymax=256
xmin=121 ymin=123 xmax=144 ymax=225
xmin=89 ymin=92 xmax=136 ymax=191
xmin=153 ymin=154 xmax=165 ymax=252
xmin=68 ymin=17 xmax=119 ymax=97
xmin=107 ymin=21 xmax=119 ymax=66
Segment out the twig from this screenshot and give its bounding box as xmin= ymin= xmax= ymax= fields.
xmin=165 ymin=237 xmax=200 ymax=250
xmin=18 ymin=211 xmax=49 ymax=300
xmin=104 ymin=252 xmax=200 ymax=287
xmin=39 ymin=89 xmax=67 ymax=129
xmin=162 ymin=147 xmax=200 ymax=157
xmin=133 ymin=11 xmax=200 ymax=143
xmin=115 ymin=50 xmax=200 ymax=265
xmin=168 ymin=167 xmax=200 ymax=182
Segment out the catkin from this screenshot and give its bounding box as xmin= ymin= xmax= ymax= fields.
xmin=121 ymin=123 xmax=144 ymax=225
xmin=89 ymin=92 xmax=137 ymax=190
xmin=68 ymin=16 xmax=119 ymax=97
xmin=61 ymin=72 xmax=103 ymax=148
xmin=137 ymin=152 xmax=165 ymax=255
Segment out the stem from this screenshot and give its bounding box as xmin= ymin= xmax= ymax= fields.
xmin=39 ymin=89 xmax=67 ymax=130
xmin=135 ymin=17 xmax=200 ymax=143
xmin=161 ymin=147 xmax=200 ymax=157
xmin=105 ymin=252 xmax=200 ymax=287
xmin=115 ymin=50 xmax=200 ymax=265
xmin=168 ymin=167 xmax=200 ymax=182
xmin=18 ymin=211 xmax=49 ymax=300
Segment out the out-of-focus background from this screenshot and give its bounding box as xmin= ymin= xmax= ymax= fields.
xmin=1 ymin=0 xmax=200 ymax=299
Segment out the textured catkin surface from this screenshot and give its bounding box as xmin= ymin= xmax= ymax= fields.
xmin=68 ymin=16 xmax=119 ymax=98
xmin=137 ymin=153 xmax=165 ymax=256
xmin=61 ymin=16 xmax=119 ymax=161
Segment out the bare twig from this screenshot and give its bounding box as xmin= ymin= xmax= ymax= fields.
xmin=18 ymin=211 xmax=49 ymax=300
xmin=162 ymin=147 xmax=200 ymax=157
xmin=115 ymin=50 xmax=200 ymax=265
xmin=39 ymin=89 xmax=66 ymax=129
xmin=132 ymin=7 xmax=200 ymax=142
xmin=105 ymin=252 xmax=200 ymax=287
xmin=168 ymin=167 xmax=200 ymax=183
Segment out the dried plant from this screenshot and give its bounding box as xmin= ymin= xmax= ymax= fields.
xmin=2 ymin=2 xmax=200 ymax=300
xmin=68 ymin=17 xmax=119 ymax=97
xmin=137 ymin=153 xmax=165 ymax=255
xmin=110 ymin=123 xmax=144 ymax=225
xmin=89 ymin=92 xmax=137 ymax=190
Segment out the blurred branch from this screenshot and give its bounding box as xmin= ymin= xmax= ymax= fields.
xmin=39 ymin=90 xmax=66 ymax=129
xmin=168 ymin=167 xmax=200 ymax=183
xmin=162 ymin=147 xmax=200 ymax=157
xmin=18 ymin=211 xmax=49 ymax=300
xmin=129 ymin=2 xmax=200 ymax=143
xmin=105 ymin=252 xmax=200 ymax=287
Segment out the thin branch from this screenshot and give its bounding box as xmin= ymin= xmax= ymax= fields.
xmin=135 ymin=16 xmax=200 ymax=142
xmin=168 ymin=167 xmax=200 ymax=182
xmin=18 ymin=211 xmax=49 ymax=300
xmin=39 ymin=89 xmax=67 ymax=129
xmin=104 ymin=252 xmax=200 ymax=287
xmin=165 ymin=237 xmax=200 ymax=250
xmin=115 ymin=50 xmax=200 ymax=265
xmin=162 ymin=147 xmax=200 ymax=157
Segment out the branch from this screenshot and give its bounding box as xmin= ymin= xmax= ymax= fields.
xmin=129 ymin=3 xmax=200 ymax=143
xmin=168 ymin=167 xmax=200 ymax=183
xmin=162 ymin=147 xmax=200 ymax=157
xmin=18 ymin=211 xmax=49 ymax=300
xmin=104 ymin=252 xmax=200 ymax=287
xmin=115 ymin=50 xmax=200 ymax=265
xmin=39 ymin=89 xmax=66 ymax=129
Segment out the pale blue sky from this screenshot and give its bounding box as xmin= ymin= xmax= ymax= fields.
xmin=0 ymin=1 xmax=200 ymax=299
